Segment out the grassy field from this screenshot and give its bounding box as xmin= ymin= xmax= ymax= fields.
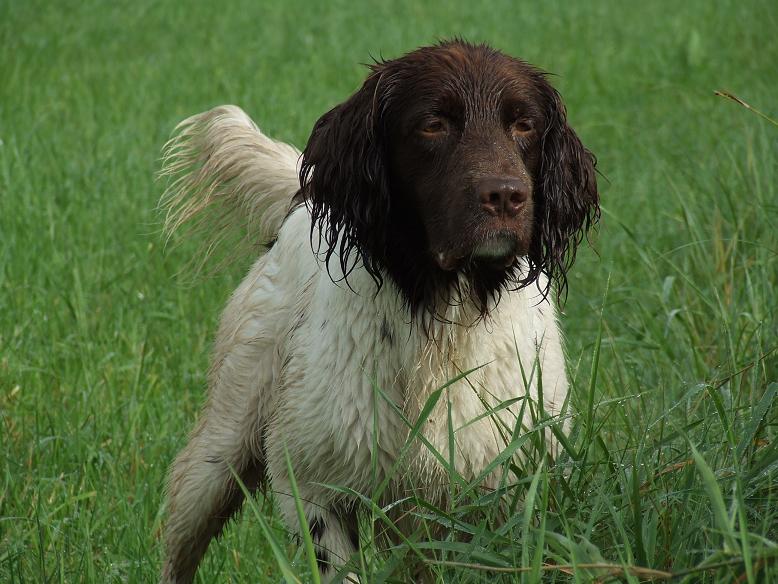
xmin=1 ymin=0 xmax=777 ymax=581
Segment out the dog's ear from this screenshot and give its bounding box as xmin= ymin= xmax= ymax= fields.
xmin=300 ymin=67 xmax=392 ymax=287
xmin=531 ymin=79 xmax=600 ymax=300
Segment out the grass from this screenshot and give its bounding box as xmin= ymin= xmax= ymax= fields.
xmin=1 ymin=0 xmax=776 ymax=581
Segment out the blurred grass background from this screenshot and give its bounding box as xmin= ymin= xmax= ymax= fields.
xmin=1 ymin=0 xmax=776 ymax=581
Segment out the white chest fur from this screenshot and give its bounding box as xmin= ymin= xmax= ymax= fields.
xmin=244 ymin=209 xmax=569 ymax=503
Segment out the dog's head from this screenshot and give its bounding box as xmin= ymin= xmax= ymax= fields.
xmin=300 ymin=40 xmax=598 ymax=317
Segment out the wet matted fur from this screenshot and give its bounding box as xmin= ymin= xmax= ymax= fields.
xmin=158 ymin=40 xmax=599 ymax=583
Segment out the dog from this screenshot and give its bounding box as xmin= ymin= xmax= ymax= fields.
xmin=158 ymin=40 xmax=598 ymax=582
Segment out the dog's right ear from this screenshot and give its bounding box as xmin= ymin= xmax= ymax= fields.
xmin=300 ymin=66 xmax=392 ymax=287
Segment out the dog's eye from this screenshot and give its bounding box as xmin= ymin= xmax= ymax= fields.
xmin=510 ymin=119 xmax=534 ymax=138
xmin=418 ymin=117 xmax=449 ymax=137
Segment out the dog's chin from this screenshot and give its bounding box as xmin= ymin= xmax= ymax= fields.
xmin=434 ymin=233 xmax=521 ymax=272
xmin=471 ymin=234 xmax=520 ymax=267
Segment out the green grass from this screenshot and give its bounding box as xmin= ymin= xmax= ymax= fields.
xmin=1 ymin=0 xmax=776 ymax=581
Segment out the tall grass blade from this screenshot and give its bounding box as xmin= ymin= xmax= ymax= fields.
xmin=284 ymin=448 xmax=322 ymax=584
xmin=689 ymin=443 xmax=739 ymax=553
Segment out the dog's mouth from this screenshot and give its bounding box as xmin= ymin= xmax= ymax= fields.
xmin=434 ymin=232 xmax=520 ymax=271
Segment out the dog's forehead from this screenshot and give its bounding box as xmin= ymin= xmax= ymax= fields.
xmin=383 ymin=43 xmax=541 ymax=115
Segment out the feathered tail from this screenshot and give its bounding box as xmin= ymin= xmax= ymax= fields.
xmin=159 ymin=105 xmax=301 ymax=271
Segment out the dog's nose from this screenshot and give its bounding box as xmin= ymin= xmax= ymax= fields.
xmin=477 ymin=176 xmax=530 ymax=218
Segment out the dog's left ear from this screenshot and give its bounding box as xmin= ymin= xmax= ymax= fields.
xmin=300 ymin=66 xmax=392 ymax=287
xmin=532 ymin=79 xmax=600 ymax=299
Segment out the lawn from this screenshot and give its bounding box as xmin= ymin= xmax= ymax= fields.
xmin=1 ymin=0 xmax=776 ymax=582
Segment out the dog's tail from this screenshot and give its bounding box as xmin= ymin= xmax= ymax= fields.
xmin=159 ymin=105 xmax=301 ymax=271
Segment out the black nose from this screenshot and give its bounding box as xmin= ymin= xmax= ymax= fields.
xmin=477 ymin=176 xmax=530 ymax=218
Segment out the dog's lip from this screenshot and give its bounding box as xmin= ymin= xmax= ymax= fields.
xmin=435 ymin=250 xmax=463 ymax=271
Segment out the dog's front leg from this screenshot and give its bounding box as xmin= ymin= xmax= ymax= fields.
xmin=272 ymin=475 xmax=360 ymax=582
